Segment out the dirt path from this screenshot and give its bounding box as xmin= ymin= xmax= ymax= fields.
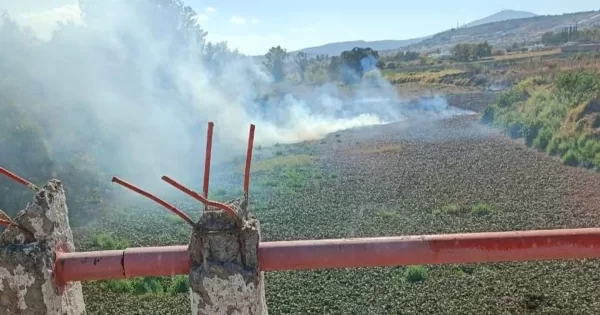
xmin=264 ymin=115 xmax=600 ymax=314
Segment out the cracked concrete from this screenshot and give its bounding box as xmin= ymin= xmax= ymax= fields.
xmin=0 ymin=180 xmax=86 ymax=314
xmin=189 ymin=200 xmax=267 ymax=315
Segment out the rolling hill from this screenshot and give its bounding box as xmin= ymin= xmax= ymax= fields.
xmin=405 ymin=10 xmax=600 ymax=52
xmin=292 ymin=38 xmax=426 ymax=56
xmin=292 ymin=9 xmax=600 ymax=56
xmin=465 ymin=10 xmax=537 ymax=28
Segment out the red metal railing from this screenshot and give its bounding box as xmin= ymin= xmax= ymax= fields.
xmin=54 ymin=228 xmax=600 ymax=283
xmin=4 ymin=125 xmax=600 ymax=288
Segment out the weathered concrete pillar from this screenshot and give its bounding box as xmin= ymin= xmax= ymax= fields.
xmin=189 ymin=200 xmax=267 ymax=315
xmin=0 ymin=180 xmax=86 ymax=314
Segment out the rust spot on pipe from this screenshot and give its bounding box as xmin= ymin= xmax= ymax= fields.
xmin=0 ymin=167 xmax=38 ymax=191
xmin=111 ymin=176 xmax=194 ymax=227
xmin=161 ymin=175 xmax=238 ymax=221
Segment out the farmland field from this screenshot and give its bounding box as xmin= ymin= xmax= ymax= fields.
xmin=75 ymin=111 xmax=600 ymax=314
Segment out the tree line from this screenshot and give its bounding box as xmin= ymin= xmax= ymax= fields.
xmin=450 ymin=42 xmax=493 ymax=62
xmin=262 ymin=46 xmax=381 ymax=84
xmin=541 ymin=26 xmax=600 ymax=45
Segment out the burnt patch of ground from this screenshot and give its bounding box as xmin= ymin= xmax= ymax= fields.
xmin=445 ymin=91 xmax=498 ymax=113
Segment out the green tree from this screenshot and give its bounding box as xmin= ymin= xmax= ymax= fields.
xmin=451 ymin=42 xmax=493 ymax=62
xmin=475 ymin=41 xmax=492 ymax=59
xmin=328 ymin=56 xmax=341 ymax=81
xmin=264 ymin=46 xmax=288 ymax=82
xmin=340 ymin=47 xmax=379 ymax=82
xmin=294 ymin=52 xmax=309 ymax=82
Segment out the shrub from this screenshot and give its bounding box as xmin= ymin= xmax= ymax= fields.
xmin=92 ymin=233 xmax=129 ymax=250
xmin=132 ymin=277 xmax=165 ymax=295
xmin=381 ymin=211 xmax=401 ymax=220
xmin=562 ymin=150 xmax=580 ymax=166
xmin=168 ymin=276 xmax=189 ymax=294
xmin=104 ymin=280 xmax=134 ymax=293
xmin=546 ymin=138 xmax=558 ymax=155
xmin=533 ymin=127 xmax=553 ymax=151
xmin=405 ymin=266 xmax=427 ymax=282
xmin=433 ymin=203 xmax=464 ymax=216
xmin=470 ymin=203 xmax=495 ymax=216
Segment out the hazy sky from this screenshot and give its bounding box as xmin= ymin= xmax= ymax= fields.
xmin=1 ymin=0 xmax=599 ymax=55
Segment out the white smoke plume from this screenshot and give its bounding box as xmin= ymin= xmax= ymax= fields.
xmin=0 ymin=0 xmax=469 ymax=193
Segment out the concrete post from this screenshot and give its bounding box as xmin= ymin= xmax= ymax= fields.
xmin=0 ymin=180 xmax=86 ymax=314
xmin=188 ymin=200 xmax=267 ymax=315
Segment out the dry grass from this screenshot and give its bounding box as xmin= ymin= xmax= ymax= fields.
xmin=360 ymin=145 xmax=402 ymax=154
xmin=249 ymin=154 xmax=314 ymax=173
xmin=487 ymin=53 xmax=600 ymax=84
xmin=492 ymin=49 xmax=561 ymax=61
xmin=384 ymin=69 xmax=464 ymax=85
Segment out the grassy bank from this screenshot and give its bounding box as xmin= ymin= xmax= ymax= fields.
xmin=482 ymin=71 xmax=600 ymax=168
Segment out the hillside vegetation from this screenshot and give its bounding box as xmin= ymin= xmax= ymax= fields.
xmin=482 ymin=71 xmax=600 ymax=168
xmin=408 ymin=10 xmax=600 ymax=51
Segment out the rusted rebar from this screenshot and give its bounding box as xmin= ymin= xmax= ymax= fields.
xmin=244 ymin=124 xmax=255 ymax=204
xmin=161 ymin=175 xmax=238 ymax=220
xmin=111 ymin=177 xmax=194 ymax=227
xmin=203 ymin=122 xmax=214 ymax=212
xmin=0 ymin=167 xmax=38 ymax=191
xmin=0 ymin=219 xmax=11 ymax=227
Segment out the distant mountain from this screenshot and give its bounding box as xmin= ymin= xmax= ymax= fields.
xmin=465 ymin=10 xmax=538 ymax=28
xmin=293 ymin=38 xmax=426 ymax=56
xmin=290 ymin=9 xmax=600 ymax=58
xmin=405 ymin=10 xmax=600 ymax=52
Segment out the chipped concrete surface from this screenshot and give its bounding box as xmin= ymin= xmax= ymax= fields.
xmin=189 ymin=206 xmax=268 ymax=315
xmin=0 ymin=264 xmax=35 ymax=310
xmin=0 ymin=180 xmax=86 ymax=314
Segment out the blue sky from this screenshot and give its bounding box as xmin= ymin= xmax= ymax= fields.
xmin=188 ymin=0 xmax=600 ymax=54
xmin=1 ymin=0 xmax=599 ymax=55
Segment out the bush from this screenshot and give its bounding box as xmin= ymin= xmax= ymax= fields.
xmin=104 ymin=280 xmax=135 ymax=293
xmin=546 ymin=138 xmax=558 ymax=155
xmin=533 ymin=127 xmax=553 ymax=151
xmin=433 ymin=203 xmax=464 ymax=216
xmin=92 ymin=233 xmax=129 ymax=250
xmin=132 ymin=277 xmax=165 ymax=295
xmin=562 ymin=150 xmax=580 ymax=166
xmin=168 ymin=276 xmax=189 ymax=294
xmin=405 ymin=266 xmax=427 ymax=282
xmin=470 ymin=203 xmax=495 ymax=216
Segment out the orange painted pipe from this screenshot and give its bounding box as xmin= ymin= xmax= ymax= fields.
xmin=259 ymin=228 xmax=600 ymax=271
xmin=203 ymin=122 xmax=214 ymax=205
xmin=161 ymin=175 xmax=238 ymax=220
xmin=244 ymin=124 xmax=255 ymax=201
xmin=0 ymin=167 xmax=38 ymax=190
xmin=112 ymin=177 xmax=195 ymax=226
xmin=55 ymin=246 xmax=189 ymax=283
xmin=54 ymin=228 xmax=600 ymax=283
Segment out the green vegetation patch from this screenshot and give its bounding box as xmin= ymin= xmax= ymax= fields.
xmin=482 ymin=71 xmax=600 ymax=169
xmin=250 ymin=154 xmax=314 ymax=173
xmin=404 ymin=266 xmax=428 ymax=283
